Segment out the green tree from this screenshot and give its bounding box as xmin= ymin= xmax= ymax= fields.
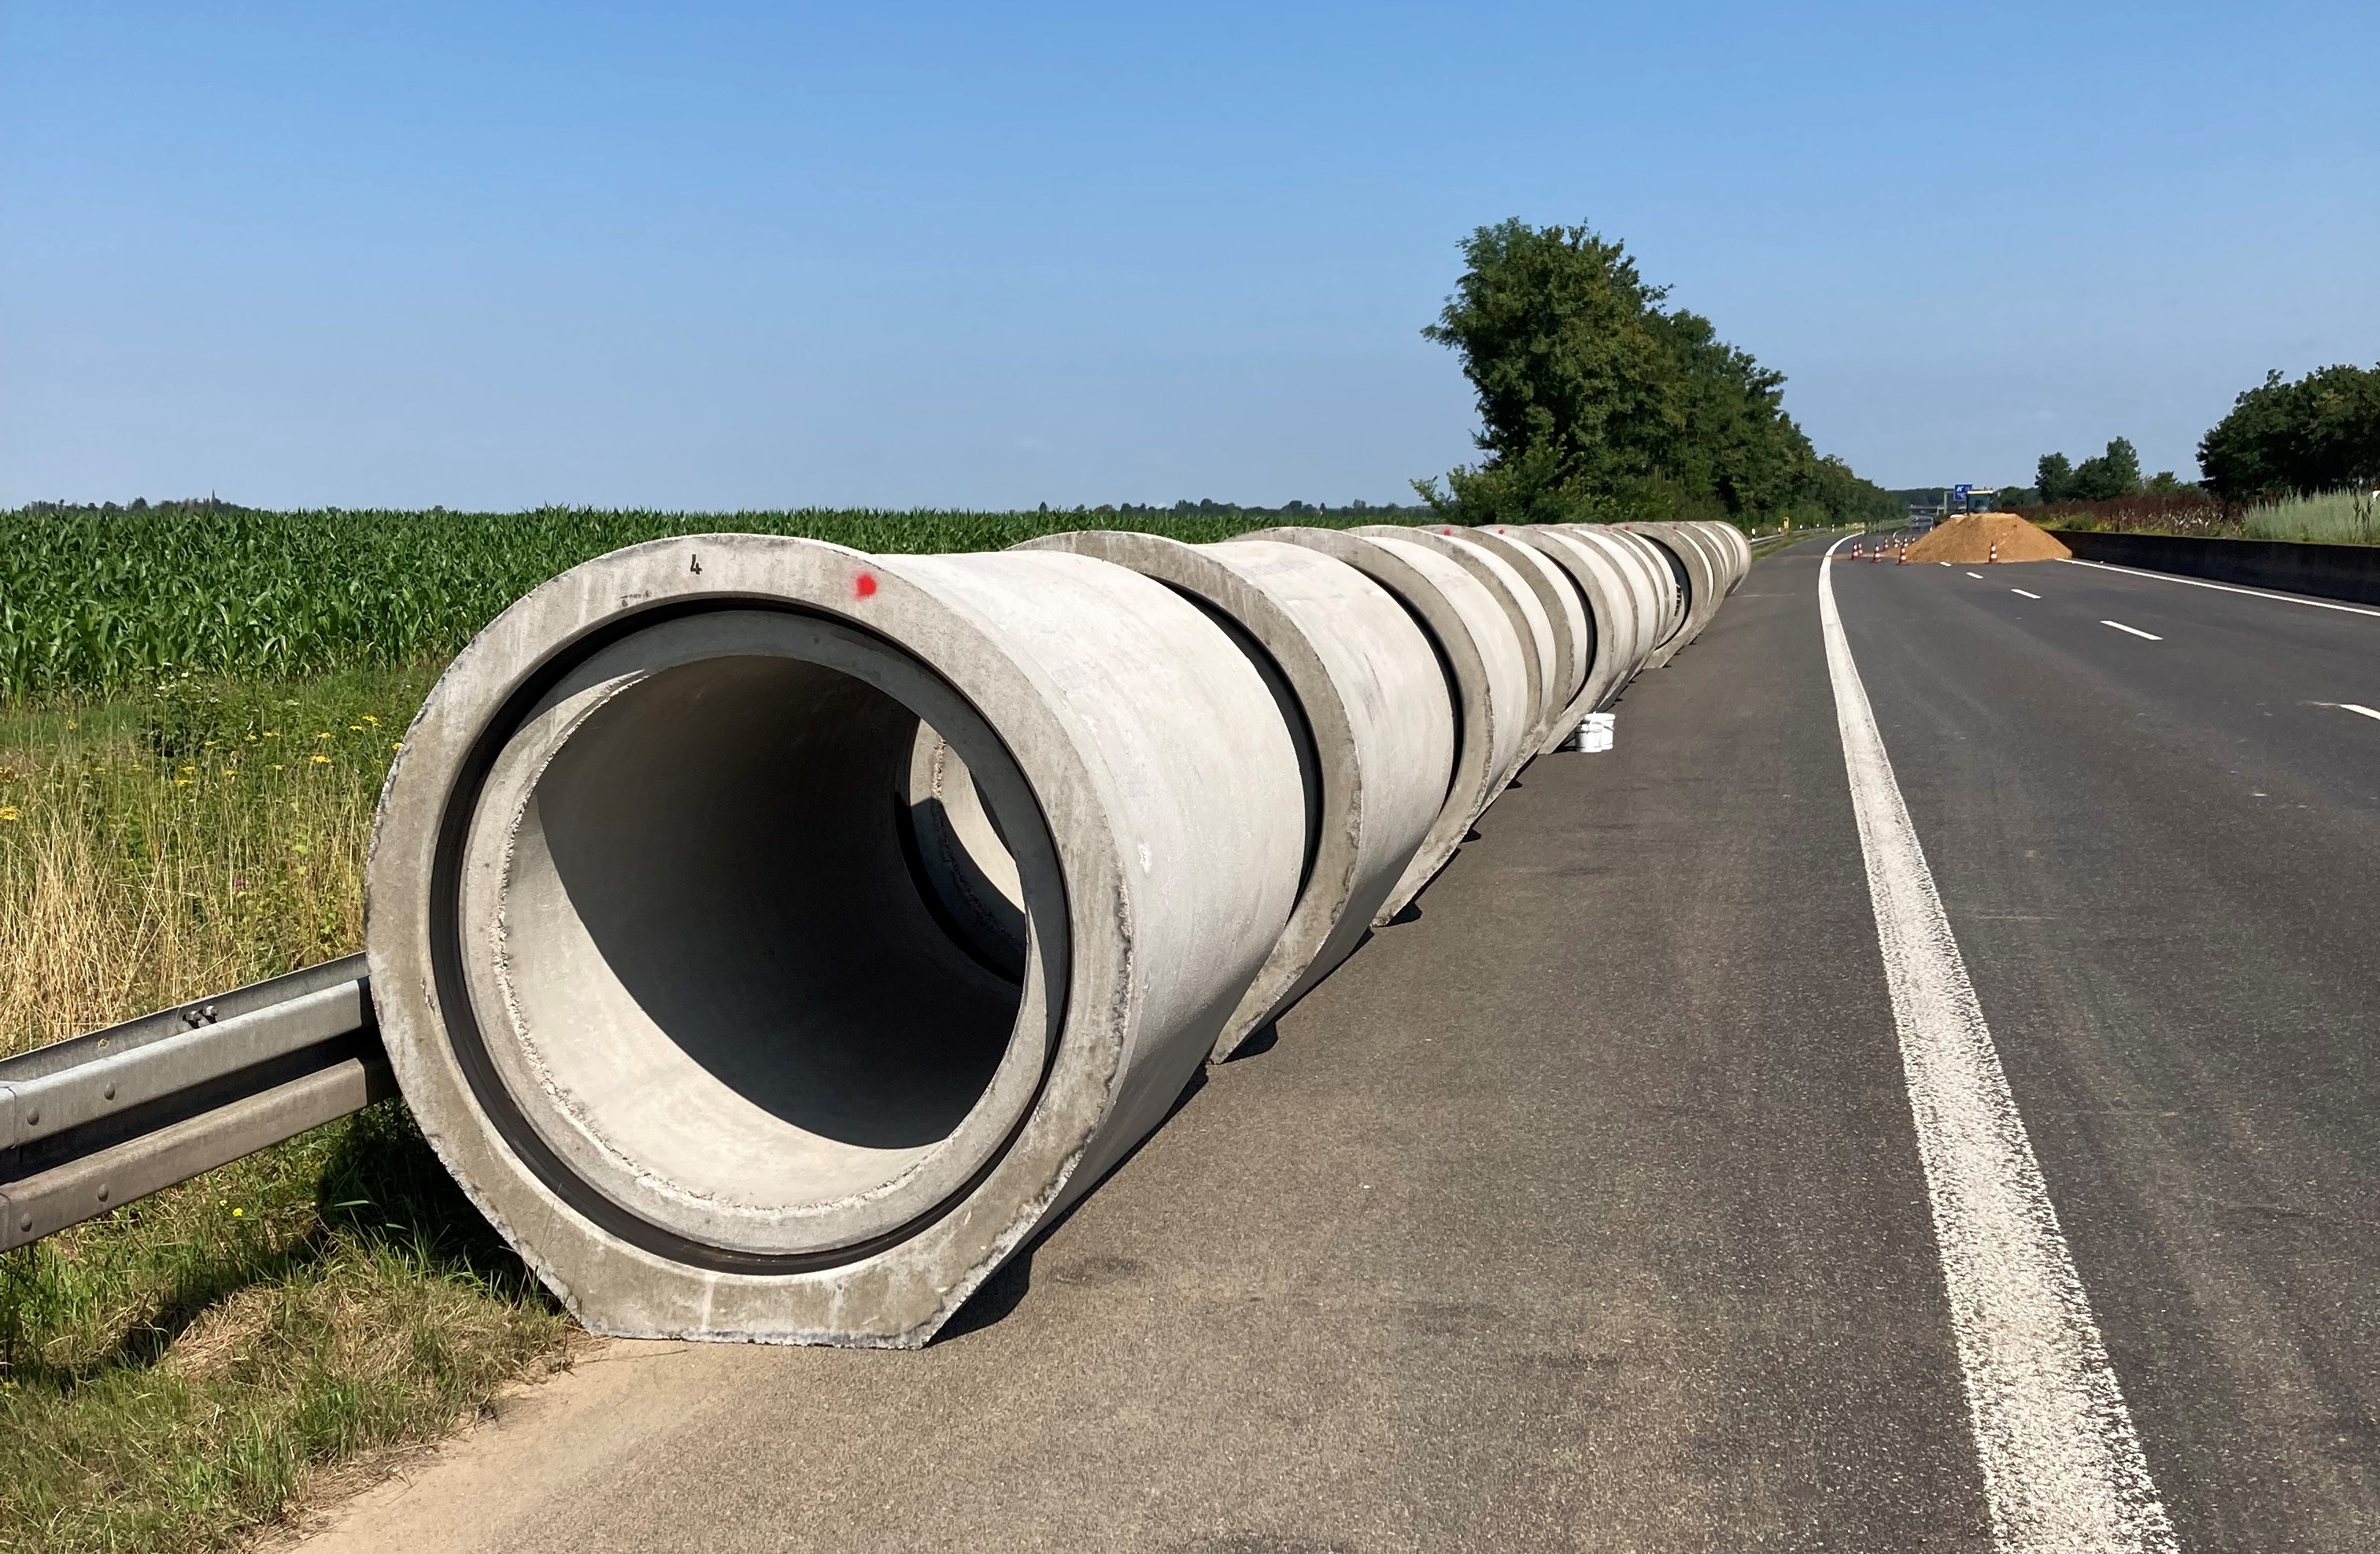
xmin=2198 ymin=364 xmax=2380 ymax=501
xmin=1415 ymin=218 xmax=1879 ymax=530
xmin=1415 ymin=220 xmax=1681 ymax=524
xmin=2035 ymin=452 xmax=2075 ymax=503
xmin=2071 ymin=437 xmax=2142 ymax=501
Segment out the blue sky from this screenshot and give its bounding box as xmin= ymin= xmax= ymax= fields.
xmin=6 ymin=2 xmax=2374 ymax=509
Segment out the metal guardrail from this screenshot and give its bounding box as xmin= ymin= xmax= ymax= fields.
xmin=0 ymin=954 xmax=389 ymax=1252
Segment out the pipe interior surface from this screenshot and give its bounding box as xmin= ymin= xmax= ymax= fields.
xmin=458 ymin=610 xmax=1059 ymax=1258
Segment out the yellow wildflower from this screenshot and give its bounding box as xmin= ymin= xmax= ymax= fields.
xmin=310 ymin=754 xmax=332 ymax=765
xmin=0 ymin=806 xmax=18 ymax=822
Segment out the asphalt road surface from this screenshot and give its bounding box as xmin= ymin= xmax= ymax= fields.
xmin=296 ymin=539 xmax=2378 ymax=1553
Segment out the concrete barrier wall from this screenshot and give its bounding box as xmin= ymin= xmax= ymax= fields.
xmin=364 ymin=522 xmax=1747 ymax=1349
xmin=2054 ymin=529 xmax=2380 ymax=607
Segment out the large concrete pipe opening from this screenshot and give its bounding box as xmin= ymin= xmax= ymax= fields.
xmin=371 ymin=535 xmax=1304 ymax=1346
xmin=456 ymin=609 xmax=1061 ymax=1260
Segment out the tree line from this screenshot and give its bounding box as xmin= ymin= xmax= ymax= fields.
xmin=1413 ymin=219 xmax=1901 ymax=531
xmin=2005 ymin=362 xmax=2378 ymax=511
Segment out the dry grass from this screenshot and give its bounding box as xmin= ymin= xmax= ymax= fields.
xmin=0 ymin=664 xmax=575 ymax=1554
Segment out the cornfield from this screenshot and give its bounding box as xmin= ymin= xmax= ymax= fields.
xmin=0 ymin=505 xmax=1430 ymax=701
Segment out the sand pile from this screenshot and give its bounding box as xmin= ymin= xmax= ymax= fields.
xmin=1905 ymin=512 xmax=2071 ymax=564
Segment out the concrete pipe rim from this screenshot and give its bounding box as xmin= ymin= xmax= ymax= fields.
xmin=1508 ymin=527 xmax=1628 ymax=723
xmin=1464 ymin=526 xmax=1590 ymax=712
xmin=1233 ymin=526 xmax=1517 ymax=919
xmin=1543 ymin=527 xmax=1659 ymax=679
xmin=1011 ymin=529 xmax=1349 ymax=1060
xmin=453 ymin=608 xmax=1064 ymax=1259
xmin=1355 ymin=525 xmax=1554 ymax=753
xmin=367 ymin=536 xmax=1156 ymax=1334
xmin=1622 ymin=527 xmax=1697 ymax=632
xmin=1469 ymin=526 xmax=1595 ymax=752
xmin=1609 ymin=527 xmax=1692 ymax=648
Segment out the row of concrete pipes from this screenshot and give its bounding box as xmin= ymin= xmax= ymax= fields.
xmin=365 ymin=520 xmax=1753 ymax=1346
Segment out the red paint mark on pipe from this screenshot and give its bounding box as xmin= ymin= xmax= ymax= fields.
xmin=854 ymin=572 xmax=878 ymax=599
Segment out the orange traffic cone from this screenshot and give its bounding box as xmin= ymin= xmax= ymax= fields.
xmin=1989 ymin=541 xmax=1999 ymax=564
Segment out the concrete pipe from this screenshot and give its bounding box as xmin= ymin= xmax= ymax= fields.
xmin=1677 ymin=521 xmax=1743 ymax=598
xmin=1014 ymin=531 xmax=1451 ymax=1062
xmin=1587 ymin=525 xmax=1685 ymax=655
xmin=1241 ymin=527 xmax=1531 ymax=922
xmin=1720 ymin=522 xmax=1752 ymax=579
xmin=1561 ymin=526 xmax=1675 ymax=675
xmin=1351 ymin=526 xmax=1558 ymax=763
xmin=1509 ymin=527 xmax=1639 ymax=720
xmin=367 ymin=533 xmax=1306 ymax=1347
xmin=1632 ymin=523 xmax=1724 ymax=660
xmin=1697 ymin=522 xmax=1752 ymax=593
xmin=1609 ymin=526 xmax=1697 ymax=668
xmin=1453 ymin=527 xmax=1592 ymax=756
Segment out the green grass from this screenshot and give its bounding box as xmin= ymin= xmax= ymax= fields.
xmin=0 ymin=1105 xmax=572 ymax=1554
xmin=0 ymin=661 xmax=582 ymax=1553
xmin=2240 ymin=488 xmax=2378 ymax=545
xmin=0 ymin=504 xmax=1439 ymax=700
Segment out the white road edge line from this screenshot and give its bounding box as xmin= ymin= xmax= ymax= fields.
xmin=2011 ymin=589 xmax=2042 ymax=600
xmin=2060 ymin=558 xmax=2380 ymax=620
xmin=2343 ymin=703 xmax=2380 ymax=723
xmin=2101 ymin=620 xmax=2163 ymax=641
xmin=1820 ymin=536 xmax=2177 ymax=1552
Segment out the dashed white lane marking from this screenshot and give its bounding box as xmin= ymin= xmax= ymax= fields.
xmin=2060 ymin=558 xmax=2380 ymax=620
xmin=2011 ymin=589 xmax=2042 ymax=600
xmin=2101 ymin=620 xmax=2162 ymax=641
xmin=2343 ymin=703 xmax=2380 ymax=723
xmin=1820 ymin=537 xmax=2177 ymax=1552
xmin=1967 ymin=571 xmax=1987 ymax=579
